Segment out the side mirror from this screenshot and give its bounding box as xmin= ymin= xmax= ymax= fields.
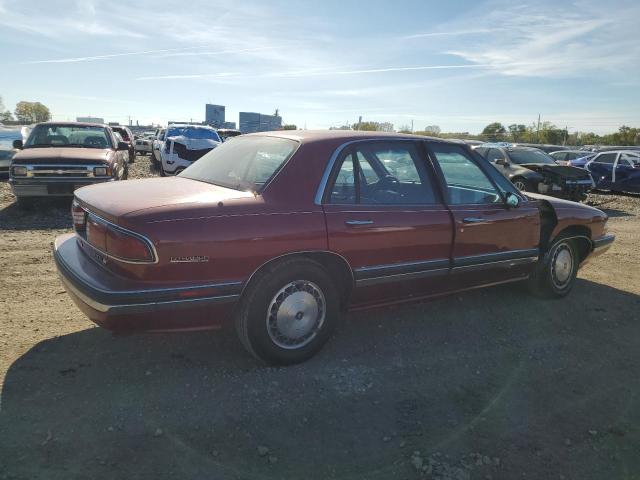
xmin=12 ymin=139 xmax=23 ymax=149
xmin=495 ymin=158 xmax=508 ymax=166
xmin=117 ymin=141 xmax=129 ymax=151
xmin=505 ymin=192 xmax=520 ymax=208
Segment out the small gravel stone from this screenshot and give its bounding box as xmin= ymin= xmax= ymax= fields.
xmin=257 ymin=446 xmax=269 ymax=457
xmin=153 ymin=428 xmax=163 ymax=437
xmin=268 ymin=455 xmax=278 ymax=464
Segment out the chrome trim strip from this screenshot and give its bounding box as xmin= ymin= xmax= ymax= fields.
xmin=354 ymin=258 xmax=450 ymax=278
xmin=355 ymin=267 xmax=449 ymax=287
xmin=59 ymin=273 xmax=239 ymax=314
xmin=451 ymin=256 xmax=538 ymax=273
xmin=453 ymin=248 xmax=539 ymax=268
xmin=82 ymin=212 xmax=160 ymax=265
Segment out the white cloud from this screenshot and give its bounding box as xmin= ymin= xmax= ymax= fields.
xmin=439 ymin=1 xmax=640 ymax=78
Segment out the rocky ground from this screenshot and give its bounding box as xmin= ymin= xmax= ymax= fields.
xmin=0 ymin=155 xmax=639 ymax=479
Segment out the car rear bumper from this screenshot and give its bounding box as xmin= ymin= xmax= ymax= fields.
xmin=10 ymin=177 xmax=114 ymax=197
xmin=53 ymin=233 xmax=241 ymax=332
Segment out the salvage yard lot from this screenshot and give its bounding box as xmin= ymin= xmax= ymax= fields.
xmin=1 ymin=155 xmax=639 ymax=479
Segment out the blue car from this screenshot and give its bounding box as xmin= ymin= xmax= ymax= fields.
xmin=587 ymin=150 xmax=640 ymax=193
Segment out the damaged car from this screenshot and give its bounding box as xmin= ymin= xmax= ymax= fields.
xmin=474 ymin=144 xmax=593 ymax=201
xmin=54 ymin=131 xmax=614 ymax=364
xmin=159 ymin=124 xmax=221 ymax=176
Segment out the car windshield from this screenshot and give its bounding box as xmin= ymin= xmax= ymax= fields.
xmin=508 ymin=149 xmax=557 ymax=165
xmin=166 ymin=127 xmax=221 ymax=142
xmin=24 ymin=124 xmax=112 ymax=149
xmin=179 ymin=136 xmax=298 ymax=192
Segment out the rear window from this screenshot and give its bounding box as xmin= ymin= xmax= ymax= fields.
xmin=179 ymin=136 xmax=298 ymax=192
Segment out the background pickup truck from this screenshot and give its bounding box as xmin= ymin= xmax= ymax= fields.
xmin=9 ymin=121 xmax=129 ymax=207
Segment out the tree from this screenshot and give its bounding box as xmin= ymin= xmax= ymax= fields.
xmin=282 ymin=124 xmax=297 ymax=130
xmin=398 ymin=124 xmax=413 ymax=134
xmin=481 ymin=122 xmax=506 ymax=141
xmin=0 ymin=96 xmax=13 ymax=122
xmin=14 ymin=101 xmax=51 ymax=123
xmin=508 ymin=124 xmax=527 ymax=142
xmin=352 ymin=121 xmax=380 ymax=131
xmin=424 ymin=125 xmax=441 ymax=135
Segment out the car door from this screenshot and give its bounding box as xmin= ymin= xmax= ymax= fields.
xmin=614 ymin=153 xmax=640 ymax=192
xmin=426 ymin=142 xmax=540 ymax=288
xmin=321 ymin=140 xmax=454 ymax=307
xmin=587 ymin=152 xmax=618 ymax=189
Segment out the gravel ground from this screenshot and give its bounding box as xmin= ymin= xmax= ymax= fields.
xmin=1 ymin=155 xmax=639 ymax=480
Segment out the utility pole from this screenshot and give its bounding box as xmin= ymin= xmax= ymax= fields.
xmin=536 ymin=114 xmax=541 ymax=143
xmin=411 ymin=119 xmax=414 ymax=133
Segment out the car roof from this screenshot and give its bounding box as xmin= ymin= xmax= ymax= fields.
xmin=244 ymin=130 xmax=465 ymax=145
xmin=35 ymin=121 xmax=108 ymax=128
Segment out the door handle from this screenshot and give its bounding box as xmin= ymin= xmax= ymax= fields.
xmin=345 ymin=219 xmax=374 ymax=226
xmin=462 ymin=217 xmax=484 ymax=224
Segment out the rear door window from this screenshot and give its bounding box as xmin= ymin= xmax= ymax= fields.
xmin=327 ymin=141 xmax=437 ymax=205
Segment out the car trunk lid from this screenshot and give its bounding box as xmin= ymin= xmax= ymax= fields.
xmin=74 ymin=177 xmax=255 ymax=224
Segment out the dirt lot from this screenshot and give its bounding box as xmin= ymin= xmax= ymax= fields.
xmin=1 ymin=155 xmax=639 ymax=480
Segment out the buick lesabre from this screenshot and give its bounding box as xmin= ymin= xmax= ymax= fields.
xmin=54 ymin=131 xmax=614 ymax=364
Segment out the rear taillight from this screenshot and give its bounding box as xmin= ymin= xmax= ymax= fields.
xmin=85 ymin=214 xmax=154 ymax=263
xmin=106 ymin=226 xmax=153 ymax=262
xmin=71 ymin=200 xmax=86 ymax=232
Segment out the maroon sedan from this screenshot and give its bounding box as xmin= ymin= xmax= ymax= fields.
xmin=54 ymin=131 xmax=614 ymax=364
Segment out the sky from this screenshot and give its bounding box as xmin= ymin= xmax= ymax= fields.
xmin=1 ymin=0 xmax=639 ymax=134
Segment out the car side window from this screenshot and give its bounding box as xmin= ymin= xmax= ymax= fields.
xmin=620 ymin=153 xmax=640 ymax=166
xmin=595 ymin=153 xmax=617 ymax=164
xmin=430 ymin=144 xmax=502 ymax=205
xmin=328 ymin=141 xmax=437 ymax=205
xmin=486 ymin=148 xmax=505 ymax=162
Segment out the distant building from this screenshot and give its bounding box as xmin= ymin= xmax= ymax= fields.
xmin=76 ymin=116 xmax=104 ymax=124
xmin=239 ymin=112 xmax=282 ymax=133
xmin=221 ymin=121 xmax=237 ymax=129
xmin=205 ymin=104 xmax=225 ymax=127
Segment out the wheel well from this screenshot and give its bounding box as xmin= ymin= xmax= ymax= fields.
xmin=551 ymin=225 xmax=593 ymax=263
xmin=538 ymin=200 xmax=558 ymax=253
xmin=242 ymin=251 xmax=355 ymax=309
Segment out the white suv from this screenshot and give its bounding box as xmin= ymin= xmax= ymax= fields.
xmin=159 ymin=125 xmax=221 ymax=176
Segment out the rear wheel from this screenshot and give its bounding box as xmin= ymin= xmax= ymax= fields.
xmin=528 ymin=238 xmax=578 ymax=298
xmin=235 ymin=258 xmax=340 ymax=365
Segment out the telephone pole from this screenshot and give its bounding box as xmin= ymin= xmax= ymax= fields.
xmin=536 ymin=114 xmax=541 ymax=143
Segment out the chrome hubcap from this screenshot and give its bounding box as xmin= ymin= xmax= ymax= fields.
xmin=267 ymin=280 xmax=325 ymax=349
xmin=551 ymin=244 xmax=573 ymax=288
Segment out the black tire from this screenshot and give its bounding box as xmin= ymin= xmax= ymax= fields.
xmin=512 ymin=177 xmax=531 ymax=192
xmin=160 ymin=165 xmax=166 ymax=177
xmin=527 ymin=238 xmax=578 ymax=298
xmin=235 ymin=258 xmax=340 ymax=365
xmin=122 ymin=162 xmax=129 ymax=180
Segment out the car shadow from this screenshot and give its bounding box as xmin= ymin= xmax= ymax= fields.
xmin=1 ymin=279 xmax=639 ymax=479
xmin=0 ymin=197 xmax=72 ymax=230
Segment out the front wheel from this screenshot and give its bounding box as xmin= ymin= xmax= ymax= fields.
xmin=235 ymin=258 xmax=340 ymax=365
xmin=527 ymin=239 xmax=578 ymax=298
xmin=512 ymin=177 xmax=531 ymax=192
